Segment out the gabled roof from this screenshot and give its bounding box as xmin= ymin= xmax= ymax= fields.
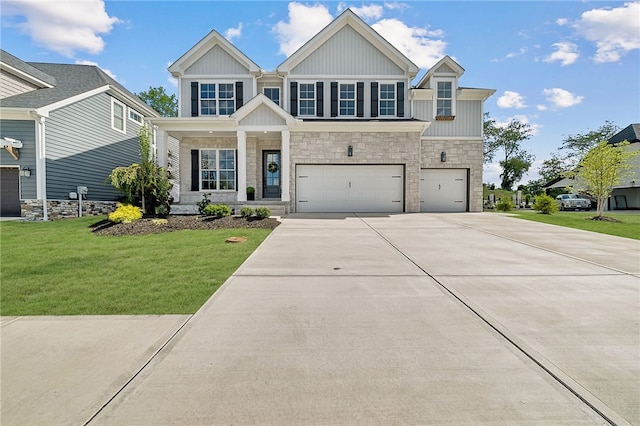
xmin=276 ymin=8 xmax=419 ymax=77
xmin=608 ymin=123 xmax=640 ymax=144
xmin=416 ymin=56 xmax=465 ymax=88
xmin=168 ymin=29 xmax=260 ymax=77
xmin=231 ymin=93 xmax=295 ymax=125
xmin=0 ymin=49 xmax=56 ymax=88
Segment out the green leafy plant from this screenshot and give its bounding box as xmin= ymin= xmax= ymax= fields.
xmin=197 ymin=193 xmax=212 ymax=215
xmin=108 ymin=204 xmax=143 ymax=223
xmin=495 ymin=198 xmax=514 ymax=212
xmin=240 ymin=207 xmax=254 ymax=217
xmin=532 ymin=194 xmax=558 ymax=215
xmin=254 ymin=207 xmax=271 ymax=219
xmin=203 ymin=204 xmax=231 ymax=218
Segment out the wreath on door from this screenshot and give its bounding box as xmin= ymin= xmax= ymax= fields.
xmin=267 ymin=161 xmax=279 ymax=173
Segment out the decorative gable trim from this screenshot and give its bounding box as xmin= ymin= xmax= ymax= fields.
xmin=416 ymin=56 xmax=465 ymax=89
xmin=231 ymin=93 xmax=295 ymax=125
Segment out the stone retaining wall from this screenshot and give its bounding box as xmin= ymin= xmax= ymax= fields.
xmin=21 ymin=200 xmax=118 ymax=221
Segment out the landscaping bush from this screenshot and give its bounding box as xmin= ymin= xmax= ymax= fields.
xmin=240 ymin=207 xmax=254 ymax=217
xmin=495 ymin=198 xmax=515 ymax=212
xmin=197 ymin=193 xmax=211 ymax=215
xmin=203 ymin=204 xmax=232 ymax=218
xmin=532 ymin=194 xmax=558 ymax=214
xmin=108 ymin=204 xmax=143 ymax=223
xmin=254 ymin=207 xmax=271 ymax=219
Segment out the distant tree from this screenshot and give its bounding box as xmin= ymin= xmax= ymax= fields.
xmin=567 ymin=140 xmax=638 ymax=219
xmin=137 ymin=86 xmax=177 ymax=117
xmin=559 ymin=120 xmax=619 ymax=168
xmin=484 ymin=114 xmax=534 ymax=190
xmin=538 ymin=153 xmax=567 ymax=183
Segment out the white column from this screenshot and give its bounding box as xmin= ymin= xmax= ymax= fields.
xmin=281 ymin=130 xmax=290 ymax=202
xmin=237 ymin=130 xmax=247 ymax=202
xmin=155 ymin=127 xmax=168 ymax=168
xmin=34 ymin=114 xmax=48 ymax=220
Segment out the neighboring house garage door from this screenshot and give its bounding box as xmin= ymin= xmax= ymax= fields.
xmin=1 ymin=168 xmax=21 ymax=217
xmin=420 ymin=168 xmax=467 ymax=212
xmin=297 ymin=165 xmax=404 ymax=213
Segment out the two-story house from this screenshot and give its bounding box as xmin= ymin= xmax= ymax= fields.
xmin=0 ymin=50 xmax=158 ymax=220
xmin=151 ymin=9 xmax=494 ymax=214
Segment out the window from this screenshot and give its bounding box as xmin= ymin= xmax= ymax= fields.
xmin=128 ymin=108 xmax=143 ymax=125
xmin=111 ymin=98 xmax=125 ymax=132
xmin=339 ymin=83 xmax=355 ymax=116
xmin=437 ymin=81 xmax=453 ymax=116
xmin=379 ymin=84 xmax=395 ymax=116
xmin=200 ymin=149 xmax=235 ymax=190
xmin=264 ymin=87 xmax=280 ymax=106
xmin=200 ymin=83 xmax=235 ymax=116
xmin=299 ymin=83 xmax=315 ymax=116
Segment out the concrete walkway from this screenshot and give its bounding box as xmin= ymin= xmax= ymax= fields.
xmin=2 ymin=213 xmax=638 ymax=425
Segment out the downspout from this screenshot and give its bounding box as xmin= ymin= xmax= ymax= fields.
xmin=32 ymin=112 xmax=48 ymax=220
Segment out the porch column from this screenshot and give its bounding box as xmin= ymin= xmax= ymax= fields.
xmin=237 ymin=130 xmax=247 ymax=202
xmin=281 ymin=130 xmax=290 ymax=202
xmin=155 ymin=128 xmax=167 ymax=168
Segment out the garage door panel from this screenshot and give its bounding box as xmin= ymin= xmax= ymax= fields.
xmin=421 ymin=169 xmax=467 ymax=212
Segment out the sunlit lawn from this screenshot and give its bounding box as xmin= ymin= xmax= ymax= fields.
xmin=0 ymin=216 xmax=272 ymax=315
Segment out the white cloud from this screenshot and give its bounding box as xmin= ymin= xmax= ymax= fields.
xmin=273 ymin=2 xmax=333 ymax=56
xmin=166 ymin=61 xmax=178 ymax=88
xmin=497 ymin=91 xmax=527 ymax=109
xmin=536 ymin=104 xmax=548 ymax=111
xmin=225 ymin=23 xmax=243 ymax=42
xmin=1 ymin=0 xmax=120 ymax=57
xmin=372 ymin=19 xmax=446 ymax=69
xmin=574 ymin=1 xmax=640 ymax=63
xmin=491 ymin=47 xmax=526 ymax=62
xmin=543 ymin=88 xmax=584 ymax=108
xmin=384 ymin=2 xmax=410 ymax=11
xmin=556 ymin=18 xmax=569 ymax=26
xmin=74 ymin=59 xmax=117 ymax=80
xmin=337 ymin=3 xmax=384 ymax=20
xmin=544 ymin=42 xmax=579 ymax=66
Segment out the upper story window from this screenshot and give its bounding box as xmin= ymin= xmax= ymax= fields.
xmin=379 ymin=84 xmax=395 ymax=116
xmin=339 ymin=83 xmax=355 ymax=117
xmin=111 ymin=98 xmax=126 ymax=133
xmin=437 ymin=81 xmax=453 ymax=117
xmin=200 ymin=83 xmax=235 ymax=116
xmin=128 ymin=108 xmax=143 ymax=125
xmin=299 ymin=83 xmax=315 ymax=116
xmin=200 ymin=149 xmax=236 ymax=191
xmin=264 ymin=87 xmax=280 ymax=106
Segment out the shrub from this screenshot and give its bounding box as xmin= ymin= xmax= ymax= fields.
xmin=240 ymin=207 xmax=254 ymax=217
xmin=197 ymin=193 xmax=211 ymax=215
xmin=254 ymin=207 xmax=271 ymax=219
xmin=532 ymin=194 xmax=558 ymax=214
xmin=203 ymin=204 xmax=231 ymax=218
xmin=495 ymin=198 xmax=514 ymax=212
xmin=108 ymin=204 xmax=143 ymax=223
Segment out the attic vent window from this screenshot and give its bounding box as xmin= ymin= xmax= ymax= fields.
xmin=129 ymin=108 xmax=143 ymax=125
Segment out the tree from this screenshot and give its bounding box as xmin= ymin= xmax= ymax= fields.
xmin=567 ymin=140 xmax=638 ymax=219
xmin=136 ymin=86 xmax=177 ymax=117
xmin=538 ymin=153 xmax=566 ymax=183
xmin=559 ymin=121 xmax=619 ymax=168
xmin=484 ymin=114 xmax=534 ymax=190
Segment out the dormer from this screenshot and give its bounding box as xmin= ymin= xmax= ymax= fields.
xmin=414 ymin=56 xmax=464 ymax=121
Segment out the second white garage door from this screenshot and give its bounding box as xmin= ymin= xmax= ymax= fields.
xmin=296 ymin=165 xmax=404 ymax=213
xmin=420 ymin=168 xmax=468 ymax=212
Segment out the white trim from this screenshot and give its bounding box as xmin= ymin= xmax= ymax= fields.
xmin=181 ymin=74 xmax=251 ymax=79
xmin=33 ymin=114 xmax=48 ymax=220
xmin=197 ymin=80 xmax=237 ymax=117
xmin=281 ymin=130 xmax=290 ymax=202
xmin=284 ymin=74 xmax=404 ymax=80
xmin=378 ymin=81 xmax=397 ymax=117
xmin=337 ymin=81 xmax=357 ymax=117
xmin=263 ymin=86 xmax=281 ymax=106
xmin=111 ymin=97 xmax=126 ymax=134
xmin=432 ymin=77 xmax=457 ymax=118
xmin=237 ymin=130 xmax=247 ymax=201
xmin=0 ymin=63 xmax=54 ymax=88
xmin=457 ymin=88 xmax=496 ymax=101
xmin=198 ymin=148 xmax=237 ymax=191
xmin=297 ymin=81 xmax=316 ymax=117
xmin=128 ymin=107 xmax=143 ymax=125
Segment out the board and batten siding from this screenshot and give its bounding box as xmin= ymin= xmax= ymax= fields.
xmin=414 ymin=100 xmax=483 ymax=138
xmin=45 ymin=92 xmax=142 ymax=200
xmin=239 ymin=104 xmax=286 ymax=126
xmin=184 ymin=45 xmax=250 ymax=76
xmin=179 ymin=77 xmax=252 ymax=118
xmin=0 ymin=119 xmax=37 ymax=199
xmin=290 ymin=26 xmax=404 ymax=76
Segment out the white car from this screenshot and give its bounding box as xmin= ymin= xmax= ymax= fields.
xmin=556 ymin=194 xmax=591 ymax=211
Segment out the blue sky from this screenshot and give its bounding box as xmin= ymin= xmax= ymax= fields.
xmin=2 ymin=1 xmax=639 ymax=185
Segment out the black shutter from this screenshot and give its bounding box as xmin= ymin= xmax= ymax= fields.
xmin=316 ymin=82 xmax=324 ymax=117
xmin=290 ymin=81 xmax=298 ymax=117
xmin=191 ymin=150 xmax=199 ymax=191
xmin=330 ymin=82 xmax=338 ymax=117
xmin=235 ymin=81 xmax=244 ymax=110
xmin=370 ymin=82 xmax=379 ymax=118
xmin=397 ymin=82 xmax=405 ymax=117
xmin=356 ymin=82 xmax=364 ymax=117
xmin=191 ymin=82 xmax=199 ymax=117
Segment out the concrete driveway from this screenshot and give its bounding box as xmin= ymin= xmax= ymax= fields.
xmin=2 ymin=213 xmax=638 ymax=425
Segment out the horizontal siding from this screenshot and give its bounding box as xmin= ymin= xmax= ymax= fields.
xmin=185 ymin=45 xmax=249 ymax=75
xmin=45 ymin=92 xmax=142 ymax=200
xmin=416 ymin=100 xmax=483 ymax=138
xmin=0 ymin=70 xmax=38 ymax=99
xmin=0 ymin=119 xmax=37 ymax=199
xmin=291 ymin=26 xmax=404 ymax=76
xmin=240 ymin=104 xmax=285 ymax=126
xmin=180 ymin=78 xmax=253 ymax=117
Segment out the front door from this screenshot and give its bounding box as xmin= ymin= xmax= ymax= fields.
xmin=263 ymin=150 xmax=281 ymax=198
xmin=0 ymin=168 xmax=21 ymax=217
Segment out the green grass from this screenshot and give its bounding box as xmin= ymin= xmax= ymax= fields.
xmin=0 ymin=216 xmax=272 ymax=316
xmin=510 ymin=210 xmax=640 ymax=240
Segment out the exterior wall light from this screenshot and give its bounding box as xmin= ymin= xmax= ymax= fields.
xmin=348 ymin=145 xmax=353 ymax=157
xmin=20 ymin=167 xmax=31 ymax=177
xmin=440 ymin=152 xmax=446 ymax=162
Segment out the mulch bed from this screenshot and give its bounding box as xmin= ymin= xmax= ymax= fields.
xmin=91 ymin=215 xmax=280 ymax=236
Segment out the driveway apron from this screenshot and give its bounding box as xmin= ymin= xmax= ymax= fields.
xmin=88 ymin=213 xmax=638 ymax=425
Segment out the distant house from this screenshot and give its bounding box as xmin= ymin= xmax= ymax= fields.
xmin=0 ymin=49 xmax=158 ymax=219
xmin=544 ymin=123 xmax=640 ymax=210
xmin=150 ymin=9 xmax=494 ymax=215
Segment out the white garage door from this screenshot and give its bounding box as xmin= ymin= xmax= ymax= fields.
xmin=297 ymin=165 xmax=404 ymax=213
xmin=421 ymin=168 xmax=467 ymax=212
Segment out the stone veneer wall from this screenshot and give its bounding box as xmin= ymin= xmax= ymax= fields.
xmin=21 ymin=199 xmax=118 ymax=221
xmin=420 ymin=138 xmax=484 ymax=212
xmin=289 ymin=131 xmax=423 ymax=212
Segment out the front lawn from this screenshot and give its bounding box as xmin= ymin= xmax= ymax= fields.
xmin=0 ymin=216 xmax=272 ymax=316
xmin=511 ymin=210 xmax=640 ymax=240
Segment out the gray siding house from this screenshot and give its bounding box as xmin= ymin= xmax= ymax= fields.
xmin=151 ymin=9 xmax=494 ymax=214
xmin=0 ymin=50 xmax=158 ymax=219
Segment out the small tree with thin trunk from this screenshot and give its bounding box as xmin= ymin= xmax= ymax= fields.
xmin=567 ymin=140 xmax=638 ymax=219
